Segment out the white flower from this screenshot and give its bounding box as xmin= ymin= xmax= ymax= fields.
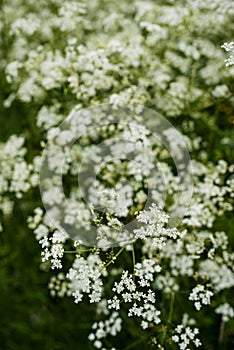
xmin=221 ymin=42 xmax=234 ymax=66
xmin=172 ymin=323 xmax=202 ymax=349
xmin=215 ymin=303 xmax=234 ymax=322
xmin=189 ymin=285 xmax=213 ymax=310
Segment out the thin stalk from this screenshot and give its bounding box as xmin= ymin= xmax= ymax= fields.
xmin=102 ymin=245 xmax=126 ymax=270
xmin=218 ymin=319 xmax=225 ymax=347
xmin=64 ymin=249 xmax=91 ymax=253
xmin=161 ymin=292 xmax=175 ymax=346
xmin=168 ymin=292 xmax=175 ymax=324
xmin=123 ymin=335 xmax=149 ymax=350
xmin=132 ymin=244 xmax=135 ymax=276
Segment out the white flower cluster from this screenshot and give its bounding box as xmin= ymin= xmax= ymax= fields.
xmin=89 ymin=312 xmax=122 ymax=350
xmin=1 ymin=0 xmax=234 ymax=348
xmin=135 ymin=259 xmax=161 ymax=287
xmin=0 ymin=135 xmax=36 ymax=231
xmin=108 ymin=270 xmax=161 ymax=329
xmin=134 ymin=204 xmax=181 ymax=248
xmin=48 ymin=273 xmax=67 ymax=298
xmin=28 ymin=208 xmax=68 ymax=269
xmin=172 ymin=314 xmax=202 ymax=350
xmin=172 ymin=324 xmax=201 ymax=350
xmin=0 ymin=135 xmax=33 ymax=199
xmin=67 ymin=254 xmax=105 ymax=303
xmin=4 ymin=0 xmax=232 ymax=118
xmin=222 ymin=42 xmax=234 ymax=66
xmin=189 ymin=284 xmax=213 ymax=310
xmin=215 ymin=303 xmax=234 ymax=322
xmin=182 ymin=160 xmax=233 ymax=228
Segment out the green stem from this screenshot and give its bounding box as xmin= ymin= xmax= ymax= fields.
xmin=168 ymin=292 xmax=175 ymax=325
xmin=102 ymin=245 xmax=126 ymax=271
xmin=123 ymin=335 xmax=149 ymax=350
xmin=132 ymin=244 xmax=135 ymax=276
xmin=64 ymin=249 xmax=91 ymax=253
xmin=161 ymin=292 xmax=175 ymax=346
xmin=218 ymin=319 xmax=225 ymax=346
